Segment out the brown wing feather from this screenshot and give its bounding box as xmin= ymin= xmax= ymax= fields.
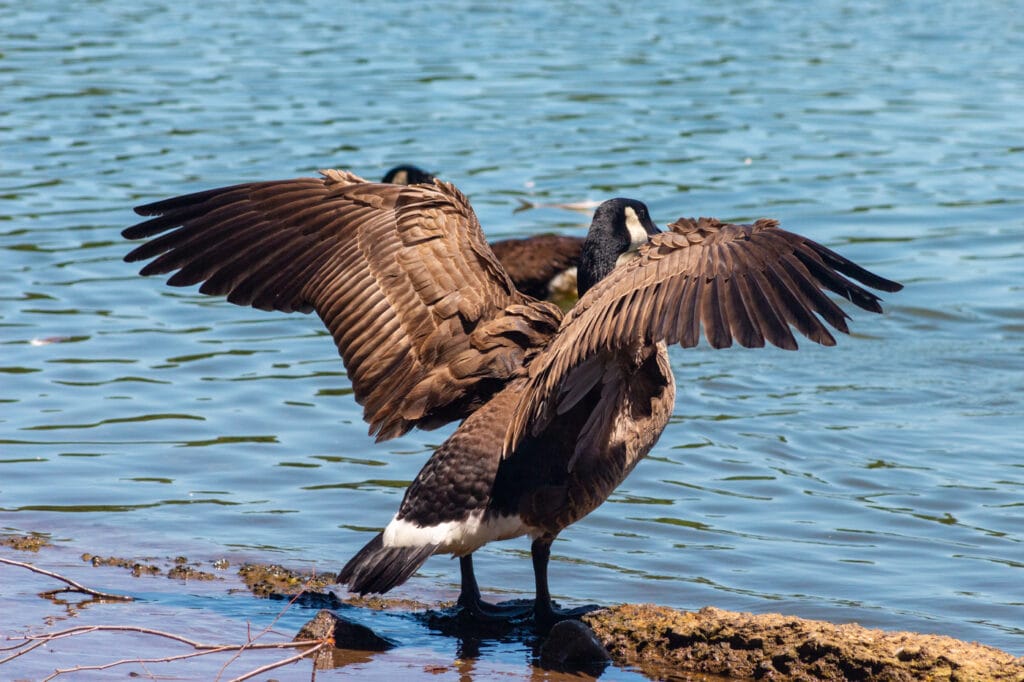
xmin=504 ymin=216 xmax=902 ymax=454
xmin=124 ymin=169 xmax=561 ymax=441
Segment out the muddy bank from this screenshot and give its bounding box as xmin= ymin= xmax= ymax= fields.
xmin=583 ymin=604 xmax=1024 ymax=681
xmin=4 ymin=535 xmax=1022 ymax=681
xmin=243 ymin=559 xmax=1024 ymax=680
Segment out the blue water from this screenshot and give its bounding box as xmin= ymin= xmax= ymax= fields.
xmin=3 ymin=0 xmax=1022 ymax=674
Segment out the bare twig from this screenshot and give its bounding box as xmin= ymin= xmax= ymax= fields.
xmin=2 ymin=557 xmax=330 ymax=680
xmin=13 ymin=624 xmax=322 ymax=652
xmin=228 ymin=639 xmax=330 ymax=682
xmin=18 ymin=624 xmax=212 ymax=649
xmin=0 ymin=556 xmax=132 ymax=602
xmin=0 ymin=639 xmax=48 ymax=665
xmin=216 ymin=569 xmax=324 ymax=680
xmin=7 ymin=625 xmax=329 ymax=681
xmin=41 ymin=647 xmax=236 ymax=681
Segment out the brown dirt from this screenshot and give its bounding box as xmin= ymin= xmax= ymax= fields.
xmin=583 ymin=604 xmax=1024 ymax=681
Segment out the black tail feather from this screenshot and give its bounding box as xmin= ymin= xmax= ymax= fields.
xmin=338 ymin=532 xmax=438 ymax=595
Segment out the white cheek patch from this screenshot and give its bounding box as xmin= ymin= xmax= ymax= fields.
xmin=624 ymin=207 xmax=649 ymax=251
xmin=616 ymin=206 xmax=650 ymax=267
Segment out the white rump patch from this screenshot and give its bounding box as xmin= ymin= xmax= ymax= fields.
xmin=381 ymin=511 xmax=530 ymax=556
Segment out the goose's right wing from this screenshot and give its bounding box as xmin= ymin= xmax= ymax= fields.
xmin=505 ymin=216 xmax=903 ymax=454
xmin=124 ymin=170 xmax=561 ymax=441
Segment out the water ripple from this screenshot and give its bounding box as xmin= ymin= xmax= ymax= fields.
xmin=2 ymin=0 xmax=1021 ymax=659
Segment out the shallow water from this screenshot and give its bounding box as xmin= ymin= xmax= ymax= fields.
xmin=3 ymin=0 xmax=1023 ymax=677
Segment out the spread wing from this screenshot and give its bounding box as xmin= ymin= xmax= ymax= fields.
xmin=123 ymin=169 xmax=561 ymax=441
xmin=505 ymin=216 xmax=903 ymax=453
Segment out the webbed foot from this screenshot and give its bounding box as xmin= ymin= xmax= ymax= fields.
xmin=534 ymin=600 xmax=600 ymax=632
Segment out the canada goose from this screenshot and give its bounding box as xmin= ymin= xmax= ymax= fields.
xmin=381 ymin=164 xmax=584 ymax=302
xmin=122 ymin=169 xmax=901 ymax=629
xmin=380 ymin=164 xmax=438 ymax=186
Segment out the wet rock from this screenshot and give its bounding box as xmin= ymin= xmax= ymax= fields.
xmin=167 ymin=564 xmax=217 ymax=581
xmin=583 ymin=604 xmax=1024 ymax=682
xmin=82 ymin=553 xmax=161 ymax=576
xmin=238 ymin=562 xmax=336 ymax=597
xmin=538 ymin=619 xmax=611 ymax=673
xmin=1 ymin=533 xmax=51 ymax=552
xmin=295 ymin=609 xmax=397 ymax=669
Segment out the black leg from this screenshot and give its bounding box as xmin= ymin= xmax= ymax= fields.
xmin=532 ymin=537 xmax=556 ymax=626
xmin=455 ymin=553 xmax=532 ymax=622
xmin=531 ymin=536 xmax=598 ymax=631
xmin=457 ymin=554 xmax=482 ymax=608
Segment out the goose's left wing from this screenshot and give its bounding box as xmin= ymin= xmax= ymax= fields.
xmin=505 ymin=216 xmax=903 ymax=453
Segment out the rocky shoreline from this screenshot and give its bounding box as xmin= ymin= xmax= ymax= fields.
xmin=4 ymin=534 xmax=1022 ymax=681
xmin=583 ymin=604 xmax=1024 ymax=681
xmin=238 ymin=557 xmax=1024 ymax=681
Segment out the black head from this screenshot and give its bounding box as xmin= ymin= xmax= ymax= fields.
xmin=578 ymin=198 xmax=660 ymax=297
xmin=381 ymin=164 xmax=437 ymax=185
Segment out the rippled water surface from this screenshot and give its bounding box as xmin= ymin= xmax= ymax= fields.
xmin=3 ymin=0 xmax=1023 ymax=677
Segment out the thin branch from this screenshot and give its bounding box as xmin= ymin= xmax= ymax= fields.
xmin=0 ymin=639 xmax=48 ymax=665
xmin=11 ymin=625 xmax=329 ymax=681
xmin=216 ymin=569 xmax=324 ymax=681
xmin=41 ymin=647 xmax=236 ymax=682
xmin=19 ymin=624 xmax=207 ymax=649
xmin=229 ymin=639 xmax=330 ymax=682
xmin=0 ymin=556 xmax=132 ymax=602
xmin=14 ymin=624 xmax=322 ymax=652
xmin=2 ymin=557 xmax=330 ymax=680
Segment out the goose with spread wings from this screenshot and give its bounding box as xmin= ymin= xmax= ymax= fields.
xmin=123 ymin=169 xmax=901 ymax=628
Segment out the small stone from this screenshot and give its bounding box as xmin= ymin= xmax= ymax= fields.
xmin=295 ymin=609 xmax=397 ymax=670
xmin=167 ymin=565 xmax=216 ymax=581
xmin=539 ymin=620 xmax=611 ymax=672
